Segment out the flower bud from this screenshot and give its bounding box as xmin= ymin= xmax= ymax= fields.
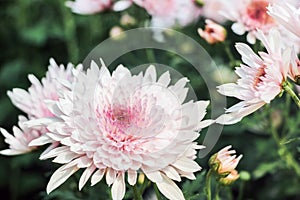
xmin=198 ymin=19 xmax=227 ymax=44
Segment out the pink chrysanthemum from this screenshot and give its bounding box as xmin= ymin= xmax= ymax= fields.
xmin=0 ymin=59 xmax=81 ymax=155
xmin=29 ymin=60 xmax=212 ymax=200
xmin=222 ymin=0 xmax=276 ymax=44
xmin=268 ymin=2 xmax=300 ymax=39
xmin=216 ymin=29 xmax=291 ymax=124
xmin=134 ymin=0 xmax=201 ymax=29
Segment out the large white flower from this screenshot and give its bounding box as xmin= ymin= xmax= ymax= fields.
xmin=0 ymin=59 xmax=81 ymax=155
xmin=216 ymin=29 xmax=291 ymax=124
xmin=29 ymin=60 xmax=212 ymax=200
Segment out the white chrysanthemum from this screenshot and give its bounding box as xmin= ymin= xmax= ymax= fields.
xmin=0 ymin=59 xmax=81 ymax=155
xmin=30 ymin=60 xmax=212 ymax=200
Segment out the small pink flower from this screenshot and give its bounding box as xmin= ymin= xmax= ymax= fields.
xmin=198 ymin=19 xmax=227 ymax=44
xmin=28 ymin=60 xmax=213 ymax=200
xmin=65 ymin=0 xmax=112 ymax=14
xmin=0 ymin=59 xmax=81 ymax=155
xmin=0 ymin=116 xmax=40 ymax=155
xmin=215 ymin=145 xmax=242 ymax=174
xmin=222 ymin=0 xmax=276 ymax=44
xmin=216 ymin=29 xmax=291 ymax=124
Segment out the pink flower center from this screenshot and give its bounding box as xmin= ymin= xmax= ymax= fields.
xmin=245 ymin=0 xmax=274 ymax=29
xmin=253 ymin=66 xmax=266 ymax=87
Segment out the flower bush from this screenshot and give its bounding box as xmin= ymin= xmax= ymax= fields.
xmin=1 ymin=0 xmax=300 ymax=200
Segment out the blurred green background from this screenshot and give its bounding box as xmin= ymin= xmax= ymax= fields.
xmin=1 ymin=0 xmax=300 ymax=199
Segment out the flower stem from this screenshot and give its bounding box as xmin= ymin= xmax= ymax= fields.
xmin=132 ymin=184 xmax=143 ymax=200
xmin=282 ymin=81 xmax=300 ymax=109
xmin=153 ymin=183 xmax=162 ymax=200
xmin=269 ymin=113 xmax=300 ymax=177
xmin=205 ymin=169 xmax=212 ymax=200
xmin=223 ymin=41 xmax=238 ymax=68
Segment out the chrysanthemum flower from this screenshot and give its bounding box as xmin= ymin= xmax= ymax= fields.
xmin=216 ymin=29 xmax=291 ymax=124
xmin=268 ymin=2 xmax=300 ymax=39
xmin=0 ymin=59 xmax=81 ymax=155
xmin=198 ymin=19 xmax=227 ymax=44
xmin=29 ymin=60 xmax=212 ymax=200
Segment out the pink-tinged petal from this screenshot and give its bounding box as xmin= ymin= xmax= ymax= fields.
xmin=52 ymin=151 xmax=79 ymax=164
xmin=47 ymin=164 xmax=79 ymax=194
xmin=79 ymin=165 xmax=96 ymax=190
xmin=156 ymin=174 xmax=185 ymax=200
xmin=127 ymin=170 xmax=137 ymax=186
xmin=172 ymin=157 xmax=201 ymax=173
xmin=217 ymin=83 xmax=241 ymax=98
xmin=91 ymin=169 xmax=106 ymax=186
xmin=40 ymin=146 xmax=70 ymax=160
xmin=106 ymin=168 xmax=117 ymax=186
xmin=111 ymin=173 xmax=126 ymax=200
xmin=28 ymin=135 xmax=52 ymax=147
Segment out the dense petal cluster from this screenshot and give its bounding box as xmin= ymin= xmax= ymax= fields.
xmin=0 ymin=59 xmax=81 ymax=155
xmin=216 ymin=29 xmax=291 ymax=124
xmin=27 ymin=60 xmax=212 ymax=200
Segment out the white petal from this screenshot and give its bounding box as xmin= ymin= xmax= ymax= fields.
xmin=28 ymin=135 xmax=52 ymax=147
xmin=231 ymin=23 xmax=245 ymax=35
xmin=156 ymin=174 xmax=185 ymax=200
xmin=46 ymin=164 xmax=79 ymax=194
xmin=112 ymin=0 xmax=132 ymax=11
xmin=157 ymin=71 xmax=171 ymax=86
xmin=91 ymin=169 xmax=105 ymax=186
xmin=144 ymin=171 xmax=163 ymax=183
xmin=79 ymin=165 xmax=96 ymax=190
xmin=111 ymin=173 xmax=126 ymax=200
xmin=162 ymin=166 xmax=181 ymax=181
xmin=172 ymin=157 xmax=201 ymax=173
xmin=106 ymin=168 xmax=117 ymax=186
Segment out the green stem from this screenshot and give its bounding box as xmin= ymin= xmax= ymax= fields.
xmin=270 ymin=113 xmax=300 ymax=177
xmin=132 ymin=184 xmax=143 ymax=200
xmin=60 ymin=0 xmax=79 ymax=63
xmin=237 ymin=181 xmax=245 ymax=200
xmin=153 ymin=183 xmax=162 ymax=200
xmin=215 ymin=184 xmax=220 ymax=200
xmin=205 ymin=169 xmax=212 ymax=200
xmin=223 ymin=41 xmax=237 ymax=68
xmin=282 ymin=81 xmax=300 ymax=109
